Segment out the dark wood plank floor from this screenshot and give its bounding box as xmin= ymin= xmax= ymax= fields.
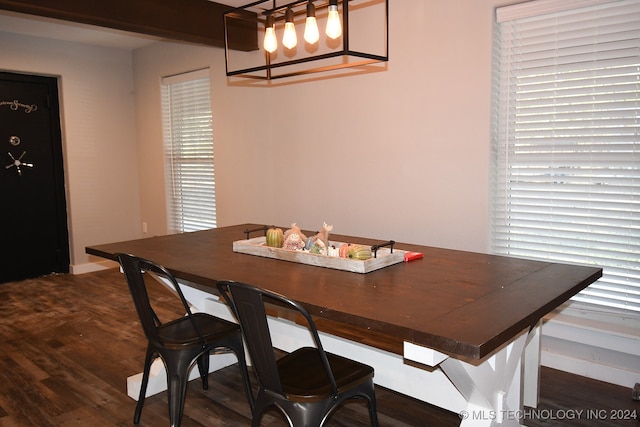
xmin=0 ymin=268 xmax=637 ymax=426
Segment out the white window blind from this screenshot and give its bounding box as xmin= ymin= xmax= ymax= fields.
xmin=161 ymin=69 xmax=216 ymax=233
xmin=491 ymin=0 xmax=640 ymax=312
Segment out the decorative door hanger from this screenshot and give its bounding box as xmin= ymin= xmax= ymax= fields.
xmin=3 ymin=99 xmax=38 ymax=176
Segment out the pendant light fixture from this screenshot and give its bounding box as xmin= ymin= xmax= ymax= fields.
xmin=304 ymin=0 xmax=319 ymax=44
xmin=224 ymin=0 xmax=389 ymax=81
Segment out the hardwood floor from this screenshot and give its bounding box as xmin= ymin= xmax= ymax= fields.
xmin=0 ymin=268 xmax=637 ymax=426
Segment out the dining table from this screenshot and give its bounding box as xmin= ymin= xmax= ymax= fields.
xmin=86 ymin=223 xmax=602 ymax=427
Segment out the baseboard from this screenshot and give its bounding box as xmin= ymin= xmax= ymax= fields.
xmin=71 ymin=260 xmax=119 ymax=274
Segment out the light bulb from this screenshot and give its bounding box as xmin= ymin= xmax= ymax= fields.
xmin=304 ymin=17 xmax=319 ymax=44
xmin=326 ymin=0 xmax=342 ymax=39
xmin=263 ymin=15 xmax=277 ymax=53
xmin=304 ymin=1 xmax=319 ymax=44
xmin=282 ymin=8 xmax=297 ymax=49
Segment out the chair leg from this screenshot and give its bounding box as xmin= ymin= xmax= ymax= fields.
xmin=353 ymin=381 xmax=379 ymax=427
xmin=232 ymin=340 xmax=255 ymax=412
xmin=216 ymin=334 xmax=255 ymax=412
xmin=251 ymin=391 xmax=271 ymax=427
xmin=164 ymin=351 xmax=197 ymax=427
xmin=134 ymin=348 xmax=155 ymax=424
xmin=166 ymin=373 xmax=188 ymax=427
xmin=367 ymin=391 xmax=379 ymax=427
xmin=196 ymin=351 xmax=209 ymax=390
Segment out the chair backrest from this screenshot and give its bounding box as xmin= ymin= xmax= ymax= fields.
xmin=116 ymin=253 xmax=202 ymax=347
xmin=217 ymin=280 xmax=338 ymax=396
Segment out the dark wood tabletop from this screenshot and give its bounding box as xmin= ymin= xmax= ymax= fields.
xmin=86 ymin=223 xmax=602 ymax=361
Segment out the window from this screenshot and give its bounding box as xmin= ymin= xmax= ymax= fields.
xmin=491 ymin=0 xmax=640 ymax=313
xmin=161 ymin=69 xmax=216 ymax=233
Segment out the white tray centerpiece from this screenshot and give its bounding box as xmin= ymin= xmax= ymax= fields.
xmin=233 ymin=223 xmax=406 ymax=274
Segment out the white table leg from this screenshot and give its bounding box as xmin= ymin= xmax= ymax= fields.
xmin=437 ymin=328 xmax=530 ymax=426
xmin=523 ymin=321 xmax=541 ymax=408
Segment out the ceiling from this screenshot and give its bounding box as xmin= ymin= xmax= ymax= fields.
xmin=0 ymin=1 xmax=250 ymax=50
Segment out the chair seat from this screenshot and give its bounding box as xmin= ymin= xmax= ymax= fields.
xmin=158 ymin=313 xmax=241 ymax=348
xmin=278 ymin=347 xmax=374 ymax=401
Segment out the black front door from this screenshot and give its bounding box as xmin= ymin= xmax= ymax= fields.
xmin=0 ymin=72 xmax=70 ymax=283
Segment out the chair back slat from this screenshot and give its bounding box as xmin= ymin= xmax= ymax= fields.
xmin=116 ymin=253 xmax=205 ymax=347
xmin=221 ymin=283 xmax=283 ymax=394
xmin=118 ymin=254 xmax=163 ymax=345
xmin=218 ymin=281 xmax=341 ymax=395
xmin=218 ymin=280 xmax=378 ymax=426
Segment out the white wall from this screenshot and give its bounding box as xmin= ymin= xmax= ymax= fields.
xmin=0 ymin=31 xmax=141 ymax=271
xmin=131 ymin=41 xmax=274 ymax=238
xmin=264 ymin=0 xmax=500 ymax=251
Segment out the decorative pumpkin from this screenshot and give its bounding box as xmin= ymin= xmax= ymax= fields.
xmin=338 ymin=243 xmax=351 ymax=258
xmin=347 ymin=244 xmax=373 ymax=260
xmin=265 ymin=227 xmax=284 ymax=248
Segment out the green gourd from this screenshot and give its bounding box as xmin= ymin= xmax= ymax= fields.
xmin=265 ymin=227 xmax=284 ymax=248
xmin=347 ymin=245 xmax=373 ymax=260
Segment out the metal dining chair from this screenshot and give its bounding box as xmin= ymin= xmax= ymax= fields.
xmin=116 ymin=253 xmax=254 ymax=427
xmin=217 ymin=280 xmax=379 ymax=427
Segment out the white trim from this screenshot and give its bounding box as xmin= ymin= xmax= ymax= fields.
xmin=496 ymin=0 xmax=620 ymax=22
xmin=161 ymin=67 xmax=210 ymax=85
xmin=541 ymin=307 xmax=640 ymax=388
xmin=70 ymin=259 xmax=119 ymax=274
xmin=542 ymin=350 xmax=638 ymax=388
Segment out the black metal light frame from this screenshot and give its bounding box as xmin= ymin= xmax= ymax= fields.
xmin=224 ymin=0 xmax=389 ymax=81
